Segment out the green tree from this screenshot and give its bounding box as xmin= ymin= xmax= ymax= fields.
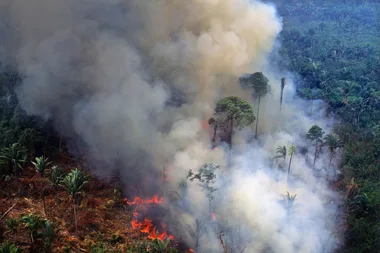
xmin=306 ymin=125 xmax=325 ymax=170
xmin=213 ymin=96 xmax=255 ymax=148
xmin=0 ymin=143 xmax=27 ymax=182
xmin=187 ymin=163 xmax=219 ymax=214
xmin=20 ymin=213 xmax=44 ymax=251
xmin=41 ymin=220 xmax=59 ymax=253
xmin=274 ymin=146 xmax=287 ymax=179
xmin=323 ymin=133 xmax=344 ymax=169
xmin=301 ymin=88 xmax=322 ymax=116
xmin=32 ymin=156 xmax=52 ymax=177
xmin=0 ymin=241 xmax=21 ymax=253
xmin=4 ymin=218 xmax=18 ymax=234
xmin=150 ymin=238 xmax=171 ymax=253
xmin=62 ymin=168 xmax=88 ymax=233
xmin=208 ymin=117 xmax=225 ymax=147
xmin=240 ymin=72 xmax=270 ymax=138
xmin=288 ymin=145 xmax=296 ymax=176
xmin=48 ymin=165 xmax=65 ymax=204
xmin=41 ymin=165 xmax=65 ymax=215
xmin=276 ymin=146 xmax=287 ymax=162
xmin=32 ymin=156 xmax=52 ymax=214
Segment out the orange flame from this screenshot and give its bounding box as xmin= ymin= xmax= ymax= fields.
xmin=189 ymin=249 xmax=194 ymax=252
xmin=132 ymin=217 xmax=174 ymax=240
xmin=128 ymin=195 xmax=174 ymax=241
xmin=124 ymin=195 xmax=164 ymax=205
xmin=211 ymin=212 xmax=216 ymax=221
xmin=131 ymin=219 xmax=142 ymax=229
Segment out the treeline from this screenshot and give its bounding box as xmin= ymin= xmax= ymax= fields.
xmin=268 ymin=0 xmax=380 ymax=252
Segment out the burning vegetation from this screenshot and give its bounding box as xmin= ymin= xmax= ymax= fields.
xmin=124 ymin=195 xmax=174 ymax=241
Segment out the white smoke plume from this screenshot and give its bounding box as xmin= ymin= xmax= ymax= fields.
xmin=0 ymin=0 xmax=342 ymax=252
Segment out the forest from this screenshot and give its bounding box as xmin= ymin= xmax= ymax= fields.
xmin=0 ymin=0 xmax=379 ymax=253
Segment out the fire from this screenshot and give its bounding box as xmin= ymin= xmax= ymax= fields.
xmin=189 ymin=249 xmax=194 ymax=252
xmin=210 ymin=212 xmax=216 ymax=221
xmin=131 ymin=218 xmax=174 ymax=240
xmin=124 ymin=195 xmax=164 ymax=205
xmin=131 ymin=219 xmax=142 ymax=229
xmin=126 ymin=195 xmax=174 ymax=241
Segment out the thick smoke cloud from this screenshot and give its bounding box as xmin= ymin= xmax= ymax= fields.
xmin=0 ymin=0 xmax=280 ymax=178
xmin=0 ymin=0 xmax=342 ymax=252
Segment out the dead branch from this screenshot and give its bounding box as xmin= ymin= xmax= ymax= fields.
xmin=239 ymin=245 xmax=247 ymax=253
xmin=219 ymin=234 xmax=228 ymax=253
xmin=0 ymin=203 xmax=16 ymax=220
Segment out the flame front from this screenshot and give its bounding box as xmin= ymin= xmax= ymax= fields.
xmin=125 ymin=195 xmax=164 ymax=205
xmin=125 ymin=195 xmax=174 ymax=241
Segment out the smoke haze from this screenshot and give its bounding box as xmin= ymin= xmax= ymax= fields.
xmin=0 ymin=0 xmax=342 ymax=252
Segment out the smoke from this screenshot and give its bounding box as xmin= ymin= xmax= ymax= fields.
xmin=0 ymin=0 xmax=342 ymax=252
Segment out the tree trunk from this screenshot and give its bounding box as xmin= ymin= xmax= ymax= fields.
xmin=212 ymin=126 xmax=217 ymax=147
xmin=219 ymin=235 xmax=228 ymax=253
xmin=14 ymin=166 xmax=20 ymax=196
xmin=42 ymin=193 xmax=47 ymax=215
xmin=280 ymin=78 xmax=285 ymax=111
xmin=30 ymin=231 xmax=34 ymax=253
xmin=73 ymin=198 xmax=78 ymax=233
xmin=255 ymin=96 xmax=261 ymax=138
xmin=313 ymin=142 xmax=318 ymax=170
xmin=53 ymin=187 xmax=60 ymax=204
xmin=288 ymin=154 xmax=293 ymax=177
xmin=229 ymin=118 xmax=234 ymax=148
xmin=329 ymin=152 xmax=334 ymax=170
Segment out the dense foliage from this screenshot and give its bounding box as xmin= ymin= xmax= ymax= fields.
xmin=268 ymin=0 xmax=380 ymax=252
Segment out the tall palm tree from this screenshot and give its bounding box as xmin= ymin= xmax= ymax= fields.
xmin=306 ymin=125 xmax=325 ymax=170
xmin=288 ymin=145 xmax=296 ymax=177
xmin=276 ymin=146 xmax=287 ymax=162
xmin=63 ymin=168 xmax=88 ymax=233
xmin=240 ymin=72 xmax=270 ymax=138
xmin=274 ymin=145 xmax=287 ymax=181
xmin=323 ymin=134 xmax=343 ymax=169
xmin=32 ymin=156 xmax=52 ymax=177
